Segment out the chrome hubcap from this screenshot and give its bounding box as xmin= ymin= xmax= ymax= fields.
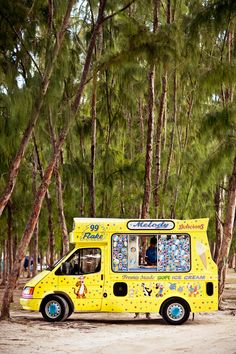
xmin=46 ymin=300 xmax=61 ymax=319
xmin=167 ymin=303 xmax=185 ymax=321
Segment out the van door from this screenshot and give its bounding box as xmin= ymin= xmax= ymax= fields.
xmin=55 ymin=247 xmax=104 ymax=312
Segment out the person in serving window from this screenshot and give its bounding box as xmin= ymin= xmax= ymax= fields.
xmin=145 ymin=237 xmax=157 ymax=265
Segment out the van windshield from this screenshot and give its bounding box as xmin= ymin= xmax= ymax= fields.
xmin=46 ymin=250 xmax=72 ymax=271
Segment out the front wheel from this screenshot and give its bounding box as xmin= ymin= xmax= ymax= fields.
xmin=41 ymin=295 xmax=69 ymax=322
xmin=162 ymin=299 xmax=190 ymax=325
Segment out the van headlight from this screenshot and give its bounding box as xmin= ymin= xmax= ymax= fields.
xmin=21 ymin=287 xmax=34 ymax=298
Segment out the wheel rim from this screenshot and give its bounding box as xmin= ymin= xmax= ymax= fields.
xmin=45 ymin=300 xmax=61 ymax=319
xmin=167 ymin=303 xmax=185 ymax=321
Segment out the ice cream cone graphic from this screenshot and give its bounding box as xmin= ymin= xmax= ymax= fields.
xmin=196 ymin=241 xmax=207 ymax=269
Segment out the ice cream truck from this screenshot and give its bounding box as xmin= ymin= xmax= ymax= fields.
xmin=20 ymin=218 xmax=218 ymax=325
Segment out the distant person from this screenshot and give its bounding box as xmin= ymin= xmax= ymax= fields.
xmin=23 ymin=256 xmax=29 ymax=271
xmin=145 ymin=237 xmax=157 ymax=265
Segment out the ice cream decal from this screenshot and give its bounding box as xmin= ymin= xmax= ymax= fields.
xmin=196 ymin=241 xmax=207 ymax=269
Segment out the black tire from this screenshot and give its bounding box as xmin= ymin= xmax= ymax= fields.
xmin=41 ymin=295 xmax=69 ymax=322
xmin=67 ymin=306 xmax=74 ymax=319
xmin=161 ymin=298 xmax=190 ymax=325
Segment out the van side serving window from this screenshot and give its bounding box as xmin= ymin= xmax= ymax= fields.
xmin=55 ymin=248 xmax=101 ymax=275
xmin=111 ymin=234 xmax=190 ymax=273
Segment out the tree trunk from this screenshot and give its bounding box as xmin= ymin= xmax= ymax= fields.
xmin=1 ymin=240 xmax=7 ymax=286
xmin=48 ymin=111 xmax=69 ymax=255
xmin=153 ymin=0 xmax=171 ymax=218
xmin=89 ymin=20 xmax=103 ymax=218
xmin=141 ymin=67 xmax=155 ymax=219
xmin=217 ymin=27 xmax=235 ymax=303
xmin=101 ymin=70 xmax=112 ymax=216
xmin=153 ymin=72 xmax=167 ymax=218
xmin=79 ymin=132 xmax=85 ymax=216
xmin=12 ymin=234 xmax=17 ymax=264
xmin=214 ymin=185 xmax=224 ymax=264
xmin=80 ymin=179 xmax=85 ymax=217
xmin=170 ymin=92 xmax=194 ymax=218
xmin=32 ymin=223 xmax=39 ymax=277
xmin=141 ymin=0 xmax=159 ymax=219
xmin=33 ymin=136 xmax=55 ymax=268
xmin=55 ymin=160 xmax=69 ymax=255
xmin=0 ymin=244 xmax=2 ymax=279
xmin=7 ymin=201 xmax=13 ymax=274
xmin=162 ymin=71 xmax=177 ymax=215
xmin=48 ymin=224 xmax=55 ymax=268
xmin=138 ymin=97 xmax=145 ymax=153
xmin=128 ymin=113 xmax=133 ymax=160
xmin=0 ymin=0 xmax=107 ymax=320
xmin=120 ymin=134 xmax=126 ymax=217
xmin=228 ymin=253 xmax=235 ymax=268
xmin=0 ymin=0 xmax=75 ymax=217
xmin=40 ymin=250 xmax=43 ymax=272
xmin=90 ymin=70 xmax=97 ymax=217
xmin=27 ymin=246 xmax=32 ymax=278
xmin=32 ymin=145 xmax=38 ymax=277
xmin=218 ymin=156 xmax=236 ymax=303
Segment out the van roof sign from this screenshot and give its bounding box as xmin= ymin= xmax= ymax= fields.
xmin=70 ymin=218 xmax=209 ymax=244
xmin=127 ymin=220 xmax=174 ymax=230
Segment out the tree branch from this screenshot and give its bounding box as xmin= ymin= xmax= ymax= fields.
xmin=215 ymin=211 xmax=224 ymax=228
xmin=102 ymin=0 xmax=137 ymax=23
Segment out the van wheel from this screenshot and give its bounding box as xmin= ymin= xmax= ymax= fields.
xmin=41 ymin=295 xmax=69 ymax=322
xmin=67 ymin=307 xmax=74 ymax=319
xmin=162 ymin=299 xmax=190 ymax=325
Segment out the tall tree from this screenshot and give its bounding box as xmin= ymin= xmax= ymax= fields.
xmin=141 ymin=0 xmax=159 ymax=218
xmin=0 ymin=0 xmax=75 ymax=216
xmin=218 ymin=157 xmax=236 ymax=301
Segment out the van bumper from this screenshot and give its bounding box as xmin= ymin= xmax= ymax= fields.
xmin=20 ymin=298 xmax=41 ymax=311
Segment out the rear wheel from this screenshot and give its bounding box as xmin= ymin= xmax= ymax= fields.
xmin=67 ymin=306 xmax=74 ymax=319
xmin=41 ymin=295 xmax=69 ymax=322
xmin=162 ymin=299 xmax=190 ymax=325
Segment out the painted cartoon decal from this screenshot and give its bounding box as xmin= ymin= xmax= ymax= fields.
xmin=141 ymin=283 xmax=152 ymax=296
xmin=137 ymin=283 xmax=166 ymax=297
xmin=73 ymin=276 xmax=87 ymax=298
xmin=169 ymin=283 xmax=176 ymax=290
xmin=137 ymin=282 xmax=202 ymax=298
xmin=156 ymin=283 xmax=164 ymax=297
xmin=187 ymin=283 xmax=201 ymax=297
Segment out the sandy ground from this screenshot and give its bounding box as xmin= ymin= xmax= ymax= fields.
xmin=0 ymin=270 xmax=236 ymax=354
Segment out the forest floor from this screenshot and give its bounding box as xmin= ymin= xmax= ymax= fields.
xmin=0 ymin=270 xmax=236 ymax=354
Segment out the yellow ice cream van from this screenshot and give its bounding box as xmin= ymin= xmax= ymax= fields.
xmin=20 ymin=218 xmax=218 ymax=325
